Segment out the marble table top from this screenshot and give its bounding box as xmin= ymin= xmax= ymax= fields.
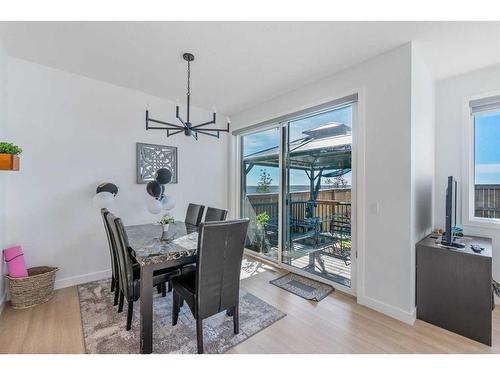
xmin=125 ymin=221 xmax=198 ymax=266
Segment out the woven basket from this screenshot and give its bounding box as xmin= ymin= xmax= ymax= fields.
xmin=6 ymin=266 xmax=58 ymax=309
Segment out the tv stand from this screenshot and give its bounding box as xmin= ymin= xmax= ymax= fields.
xmin=417 ymin=234 xmax=492 ymax=346
xmin=440 ymin=240 xmax=465 ymax=249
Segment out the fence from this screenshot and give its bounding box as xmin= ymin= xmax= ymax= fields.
xmin=475 ymin=184 xmax=500 ymax=219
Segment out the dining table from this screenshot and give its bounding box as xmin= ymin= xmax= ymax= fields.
xmin=125 ymin=221 xmax=199 ymax=354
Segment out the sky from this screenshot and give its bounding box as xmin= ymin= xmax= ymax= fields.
xmin=242 ymin=106 xmax=352 ymax=187
xmin=475 ymin=112 xmax=500 ymax=185
xmin=242 ymin=108 xmax=500 ymax=189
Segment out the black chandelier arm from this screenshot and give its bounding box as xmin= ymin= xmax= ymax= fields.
xmin=191 ymin=112 xmax=217 ymax=129
xmin=147 ymin=117 xmax=185 ymax=130
xmin=196 ymin=113 xmax=217 ymax=128
xmin=195 ymin=129 xmax=220 ymax=138
xmin=175 ymin=105 xmax=181 ymax=120
xmin=192 ymin=122 xmax=230 ymax=132
xmin=175 ymin=108 xmax=188 ymax=127
xmin=167 ymin=129 xmax=184 ymax=137
xmin=148 ymin=126 xmax=185 ymax=131
xmin=191 ymin=120 xmax=215 ymax=129
xmin=146 ymin=110 xmax=184 ymax=129
xmin=193 ymin=127 xmax=228 ymax=132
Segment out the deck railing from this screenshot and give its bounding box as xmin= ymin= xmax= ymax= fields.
xmin=475 ymin=184 xmax=500 ymax=219
xmin=247 ymin=184 xmax=500 ymax=227
xmin=248 ymin=196 xmax=351 ymax=233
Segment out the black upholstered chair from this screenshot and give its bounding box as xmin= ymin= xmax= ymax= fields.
xmin=204 ymin=207 xmax=228 ymax=222
xmin=171 ymin=218 xmax=250 ymax=353
xmin=101 ymin=209 xmax=120 ymax=306
xmin=185 ymin=203 xmax=205 ymax=226
xmin=106 ymin=213 xmax=181 ymax=330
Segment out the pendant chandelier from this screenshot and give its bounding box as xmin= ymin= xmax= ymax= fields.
xmin=145 ymin=53 xmax=230 ymax=140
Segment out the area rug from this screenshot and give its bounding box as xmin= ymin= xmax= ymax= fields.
xmin=77 ymin=278 xmax=285 ymax=354
xmin=269 ymin=273 xmax=334 ymax=301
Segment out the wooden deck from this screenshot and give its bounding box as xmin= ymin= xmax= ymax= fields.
xmin=248 ymin=235 xmax=352 ymax=287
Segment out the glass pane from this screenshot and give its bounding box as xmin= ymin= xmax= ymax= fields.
xmin=241 ymin=127 xmax=280 ymax=261
xmin=474 ymin=111 xmax=500 ymax=219
xmin=284 ymin=106 xmax=353 ymax=287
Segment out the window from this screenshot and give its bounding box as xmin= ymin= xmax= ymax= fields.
xmin=470 ymin=95 xmax=500 ymax=221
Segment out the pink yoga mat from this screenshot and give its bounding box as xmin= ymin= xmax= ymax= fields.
xmin=3 ymin=246 xmax=28 ymax=278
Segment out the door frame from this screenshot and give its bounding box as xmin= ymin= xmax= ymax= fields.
xmin=234 ymin=93 xmax=364 ymax=297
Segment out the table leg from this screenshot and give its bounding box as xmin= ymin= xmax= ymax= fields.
xmin=140 ymin=265 xmax=154 ymax=354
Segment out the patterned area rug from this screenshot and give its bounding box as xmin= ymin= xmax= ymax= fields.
xmin=78 ymin=278 xmax=285 ymax=354
xmin=270 ymin=273 xmax=334 ymax=301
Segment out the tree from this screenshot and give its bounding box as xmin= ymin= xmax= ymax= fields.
xmin=256 ymin=169 xmax=273 ymax=193
xmin=324 ymin=177 xmax=333 ymax=188
xmin=333 ymin=175 xmax=348 ymax=188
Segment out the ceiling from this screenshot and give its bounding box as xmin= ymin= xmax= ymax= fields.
xmin=1 ymin=21 xmax=499 ymax=115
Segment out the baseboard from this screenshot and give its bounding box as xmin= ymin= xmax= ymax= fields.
xmin=54 ymin=269 xmax=111 ymax=290
xmin=357 ymin=294 xmax=416 ymax=325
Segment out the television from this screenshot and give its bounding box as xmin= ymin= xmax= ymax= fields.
xmin=441 ymin=176 xmax=465 ymax=248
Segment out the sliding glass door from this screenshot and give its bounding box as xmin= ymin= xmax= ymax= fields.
xmin=240 ymin=127 xmax=280 ymax=261
xmin=283 ymin=106 xmax=353 ymax=287
xmin=239 ymin=101 xmax=355 ymax=290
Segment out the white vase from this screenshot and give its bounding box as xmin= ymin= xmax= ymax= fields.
xmin=161 ymin=224 xmax=170 ymax=241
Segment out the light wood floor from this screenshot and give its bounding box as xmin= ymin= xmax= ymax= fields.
xmin=1 ymin=257 xmax=500 ymax=354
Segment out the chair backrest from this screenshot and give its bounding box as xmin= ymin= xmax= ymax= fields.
xmin=195 ymin=218 xmax=250 ymax=319
xmin=106 ymin=212 xmax=135 ymax=301
xmin=100 ymin=209 xmax=119 ymax=281
xmin=204 ymin=207 xmax=228 ymax=222
xmin=185 ymin=203 xmax=205 ymax=226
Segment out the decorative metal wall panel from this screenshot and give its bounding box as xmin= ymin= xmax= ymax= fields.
xmin=136 ymin=143 xmax=178 ymax=184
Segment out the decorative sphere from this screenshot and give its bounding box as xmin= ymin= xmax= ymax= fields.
xmin=93 ymin=191 xmax=114 ymax=208
xmin=146 ymin=180 xmax=162 ymax=198
xmin=161 ymin=195 xmax=176 ymax=211
xmin=155 ymin=168 xmax=172 ymax=184
xmin=96 ymin=182 xmax=118 ymax=196
xmin=147 ymin=199 xmax=162 ymax=214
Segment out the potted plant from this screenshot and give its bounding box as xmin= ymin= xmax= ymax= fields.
xmin=255 ymin=212 xmax=270 ymax=253
xmin=0 ymin=142 xmax=22 ymax=171
xmin=256 ymin=212 xmax=270 ymax=229
xmin=159 ymin=214 xmax=175 ymax=241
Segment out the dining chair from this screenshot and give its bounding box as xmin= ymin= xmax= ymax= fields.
xmin=204 ymin=207 xmax=228 ymax=222
xmin=171 ymin=218 xmax=250 ymax=353
xmin=106 ymin=212 xmax=180 ymax=330
xmin=100 ymin=208 xmax=120 ymax=306
xmin=185 ymin=203 xmax=205 ymax=226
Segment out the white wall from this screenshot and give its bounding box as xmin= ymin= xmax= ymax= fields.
xmin=4 ymin=57 xmax=229 ymax=289
xmin=0 ymin=38 xmax=7 ymax=313
xmin=435 ymin=63 xmax=500 ymax=302
xmin=230 ymin=44 xmax=420 ymax=323
xmin=410 ymin=44 xmax=435 ymax=308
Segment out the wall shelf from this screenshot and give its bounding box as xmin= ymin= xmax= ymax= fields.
xmin=0 ymin=154 xmax=20 ymax=171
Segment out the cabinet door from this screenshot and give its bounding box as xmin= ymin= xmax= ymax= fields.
xmin=416 ymin=246 xmax=491 ymax=346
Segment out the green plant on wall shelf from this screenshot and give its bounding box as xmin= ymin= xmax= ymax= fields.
xmin=0 ymin=142 xmax=22 ymax=155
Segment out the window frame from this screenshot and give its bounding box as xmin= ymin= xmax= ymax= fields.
xmin=462 ymin=91 xmax=500 ymax=228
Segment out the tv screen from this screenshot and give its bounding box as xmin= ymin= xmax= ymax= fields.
xmin=442 ymin=176 xmax=464 ymax=248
